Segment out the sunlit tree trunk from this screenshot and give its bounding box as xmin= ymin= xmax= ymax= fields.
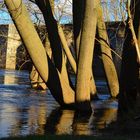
xmin=35 ymin=0 xmax=81 ymax=91
xmin=5 ymin=0 xmax=49 ymax=82
xmin=75 ymin=0 xmax=98 ymax=112
xmin=29 ymin=34 xmax=51 ymax=90
xmin=73 ymin=0 xmax=97 ymax=99
xmin=137 ymin=4 xmax=140 ymax=94
xmin=97 ymin=3 xmax=119 ymax=98
xmin=30 ymin=0 xmax=54 ymax=90
xmin=30 ymin=66 xmax=47 ymax=90
xmin=35 ymin=0 xmax=70 ymax=84
xmin=5 ymin=0 xmax=75 ymax=107
xmin=57 ymin=24 xmax=76 ymax=74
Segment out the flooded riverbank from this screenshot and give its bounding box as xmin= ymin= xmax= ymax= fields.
xmin=0 ymin=70 xmax=118 ymax=138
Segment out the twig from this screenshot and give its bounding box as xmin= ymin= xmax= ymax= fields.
xmin=18 ymin=60 xmax=31 ymax=71
xmin=95 ymin=38 xmax=122 ymax=60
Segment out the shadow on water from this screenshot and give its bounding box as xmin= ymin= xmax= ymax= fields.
xmin=0 ymin=70 xmax=118 ymax=138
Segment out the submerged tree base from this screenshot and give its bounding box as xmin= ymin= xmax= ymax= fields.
xmin=75 ymin=101 xmax=92 ymax=113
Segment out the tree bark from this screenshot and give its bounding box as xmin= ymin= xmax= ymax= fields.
xmin=29 ymin=0 xmax=54 ymax=90
xmin=73 ymin=0 xmax=97 ymax=99
xmin=30 ymin=66 xmax=47 ymax=90
xmin=57 ymin=24 xmax=76 ymax=74
xmin=5 ymin=0 xmax=75 ymax=107
xmin=35 ymin=0 xmax=71 ymax=85
xmin=118 ymin=0 xmax=140 ymax=116
xmin=5 ymin=0 xmax=49 ymax=82
xmin=75 ymin=0 xmax=98 ymax=112
xmin=73 ymin=0 xmax=85 ymax=59
xmin=97 ymin=3 xmax=119 ymax=98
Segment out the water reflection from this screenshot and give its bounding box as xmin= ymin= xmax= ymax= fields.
xmin=0 ymin=91 xmax=58 ymax=137
xmin=29 ymin=101 xmax=49 ymax=135
xmin=45 ymin=105 xmax=117 ymax=135
xmin=73 ymin=112 xmax=92 ymax=135
xmin=90 ymin=108 xmax=117 ymax=129
xmin=45 ymin=109 xmax=75 ymax=135
xmin=91 ymin=97 xmax=118 ymax=129
xmin=4 ymin=70 xmax=17 ymax=85
xmin=55 ymin=110 xmax=75 ymax=134
xmin=0 ymin=70 xmax=118 ymax=138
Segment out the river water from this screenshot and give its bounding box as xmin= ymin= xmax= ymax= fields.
xmin=0 ymin=69 xmax=118 ymax=138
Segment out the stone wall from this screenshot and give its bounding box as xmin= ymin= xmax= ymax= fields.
xmin=0 ymin=25 xmax=8 ymax=68
xmin=5 ymin=24 xmax=21 ymax=69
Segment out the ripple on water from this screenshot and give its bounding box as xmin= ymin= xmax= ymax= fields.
xmin=0 ymin=70 xmax=118 ymax=138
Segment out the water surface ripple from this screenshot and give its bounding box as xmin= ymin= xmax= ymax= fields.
xmin=0 ymin=70 xmax=118 ymax=138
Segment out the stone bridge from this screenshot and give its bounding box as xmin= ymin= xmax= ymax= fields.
xmin=0 ymin=22 xmax=125 ymax=73
xmin=0 ymin=23 xmax=73 ymax=70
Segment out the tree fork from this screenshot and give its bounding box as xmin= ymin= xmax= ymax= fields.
xmin=5 ymin=0 xmax=75 ymax=107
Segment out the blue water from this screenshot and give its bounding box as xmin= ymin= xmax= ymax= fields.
xmin=0 ymin=69 xmax=118 ymax=138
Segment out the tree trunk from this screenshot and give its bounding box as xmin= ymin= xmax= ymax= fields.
xmin=118 ymin=0 xmax=140 ymax=116
xmin=73 ymin=0 xmax=97 ymax=99
xmin=36 ymin=0 xmax=72 ymax=86
xmin=30 ymin=34 xmax=51 ymax=90
xmin=5 ymin=0 xmax=75 ymax=107
xmin=75 ymin=0 xmax=98 ymax=112
xmin=73 ymin=0 xmax=85 ymax=59
xmin=30 ymin=66 xmax=47 ymax=90
xmin=57 ymin=24 xmax=76 ymax=74
xmin=97 ymin=3 xmax=119 ymax=98
xmin=29 ymin=0 xmax=54 ymax=90
xmin=5 ymin=0 xmax=49 ymax=82
xmin=30 ymin=0 xmax=54 ymax=90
